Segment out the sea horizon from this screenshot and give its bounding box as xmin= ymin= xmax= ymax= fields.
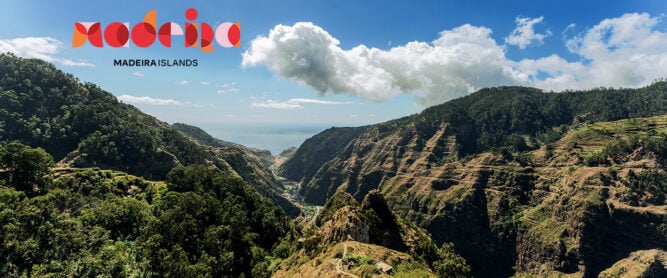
xmin=198 ymin=123 xmax=342 ymax=155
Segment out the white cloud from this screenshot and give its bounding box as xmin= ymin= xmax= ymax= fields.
xmin=200 ymin=81 xmax=210 ymax=86
xmin=217 ymin=82 xmax=240 ymax=94
xmin=117 ymin=95 xmax=183 ymax=106
xmin=133 ymin=71 xmax=144 ymax=77
xmin=288 ymin=98 xmax=353 ymax=105
xmin=251 ymin=98 xmax=353 ymax=109
xmin=0 ymin=37 xmax=94 ymax=67
xmin=60 ymin=59 xmax=95 ymax=67
xmin=175 ymin=80 xmax=189 ymax=86
xmin=243 ymin=22 xmax=519 ymax=106
xmin=243 ymin=14 xmax=667 ymax=106
xmin=526 ymin=13 xmax=667 ymax=92
xmin=252 ymin=100 xmax=302 ymax=109
xmin=562 ymin=23 xmax=577 ymax=38
xmin=505 ymin=16 xmax=552 ymax=49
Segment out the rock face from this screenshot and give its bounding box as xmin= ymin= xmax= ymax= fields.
xmin=280 ymin=126 xmax=367 ymax=204
xmin=319 ymin=190 xmax=416 ymax=251
xmin=375 ymin=261 xmax=393 ymax=273
xmin=320 ymin=206 xmax=370 ymax=244
xmin=280 ymin=85 xmax=667 ymax=277
xmin=599 ymin=249 xmax=667 ymax=278
xmin=277 ymin=189 xmax=458 ymax=278
xmin=360 ymin=190 xmax=406 ymax=251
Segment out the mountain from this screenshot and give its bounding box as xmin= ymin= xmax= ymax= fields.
xmin=273 ymin=190 xmax=470 ymax=277
xmin=3 ymin=52 xmax=667 ymax=277
xmin=279 ymin=85 xmax=667 ymax=277
xmin=171 ymin=123 xmax=299 ymax=216
xmin=0 ymin=54 xmax=197 ymax=179
xmin=598 ymin=249 xmax=667 ymax=277
xmin=282 ymin=84 xmax=667 ymax=204
xmin=171 ymin=122 xmax=276 ymax=168
xmin=0 ymin=53 xmax=298 ymax=216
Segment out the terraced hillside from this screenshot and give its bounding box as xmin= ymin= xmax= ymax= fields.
xmin=280 ymin=86 xmax=667 ymax=277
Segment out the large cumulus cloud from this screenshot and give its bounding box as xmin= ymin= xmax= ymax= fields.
xmin=243 ymin=13 xmax=667 ymax=107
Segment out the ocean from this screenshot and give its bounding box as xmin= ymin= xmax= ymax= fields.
xmin=200 ymin=123 xmax=336 ymax=154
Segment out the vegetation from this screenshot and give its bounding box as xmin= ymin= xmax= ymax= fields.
xmin=429 ymin=243 xmax=471 ymax=278
xmin=2 ymin=53 xmax=667 ymax=277
xmin=284 ymin=83 xmax=667 ymax=186
xmin=0 ymin=53 xmax=218 ymax=179
xmin=585 ymin=133 xmax=667 ymax=166
xmin=280 ymin=84 xmax=667 ymax=276
xmin=0 ymin=53 xmax=302 ymax=218
xmin=416 ymin=84 xmax=667 ymax=155
xmin=142 ymin=165 xmax=288 ymax=277
xmin=0 ymin=142 xmax=54 ymax=192
xmin=0 ymin=148 xmax=288 ymax=277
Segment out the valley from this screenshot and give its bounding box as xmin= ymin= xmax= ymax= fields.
xmin=0 ymin=54 xmax=666 ymax=277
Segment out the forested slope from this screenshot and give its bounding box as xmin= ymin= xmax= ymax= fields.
xmin=0 ymin=53 xmax=298 ymax=215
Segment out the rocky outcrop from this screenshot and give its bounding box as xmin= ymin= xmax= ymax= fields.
xmin=318 ymin=189 xmax=430 ymax=254
xmin=286 ymin=189 xmax=468 ymax=277
xmin=316 ymin=190 xmax=359 ymax=226
xmin=361 ymin=190 xmax=407 ymax=251
xmin=320 ymin=206 xmax=370 ymax=244
xmin=599 ymin=249 xmax=667 ymax=278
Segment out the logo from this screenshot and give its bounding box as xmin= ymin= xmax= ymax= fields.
xmin=73 ymin=8 xmax=240 ymax=52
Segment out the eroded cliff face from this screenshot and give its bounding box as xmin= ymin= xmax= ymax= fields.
xmin=274 ymin=190 xmax=467 ymax=277
xmin=598 ymin=249 xmax=667 ymax=278
xmin=281 ymin=114 xmax=667 ymax=277
xmin=318 ymin=190 xmax=424 ymax=252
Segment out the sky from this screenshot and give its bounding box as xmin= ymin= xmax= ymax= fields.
xmin=1 ymin=0 xmax=666 ymax=153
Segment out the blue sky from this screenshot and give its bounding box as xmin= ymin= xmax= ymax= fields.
xmin=1 ymin=0 xmax=666 ymax=152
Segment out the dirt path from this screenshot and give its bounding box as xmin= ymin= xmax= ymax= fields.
xmin=335 ymin=243 xmax=359 ymax=278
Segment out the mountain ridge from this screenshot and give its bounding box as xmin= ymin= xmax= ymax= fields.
xmin=0 ymin=53 xmax=298 ymax=216
xmin=2 ymin=53 xmax=667 ymax=277
xmin=281 ymin=83 xmax=667 ymax=204
xmin=280 ymin=85 xmax=667 ymax=277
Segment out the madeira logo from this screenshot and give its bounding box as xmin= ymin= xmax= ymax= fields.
xmin=72 ymin=8 xmax=240 ymax=51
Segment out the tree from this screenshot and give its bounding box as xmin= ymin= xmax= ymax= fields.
xmin=0 ymin=142 xmax=54 ymax=192
xmin=432 ymin=243 xmax=471 ymax=278
xmin=141 ymin=165 xmax=288 ymax=277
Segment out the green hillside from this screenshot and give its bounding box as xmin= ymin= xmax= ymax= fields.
xmin=0 ymin=53 xmax=298 ymax=216
xmin=0 ymin=143 xmax=288 ymax=277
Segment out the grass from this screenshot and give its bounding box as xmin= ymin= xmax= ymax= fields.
xmin=343 ymin=253 xmax=375 ymax=265
xmin=393 ymin=269 xmax=436 ymax=277
xmin=518 ymin=204 xmax=568 ymax=245
xmin=598 ymin=249 xmax=667 ymax=278
xmin=392 ymin=259 xmax=437 ymax=277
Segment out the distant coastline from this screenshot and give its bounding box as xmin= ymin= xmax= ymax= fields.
xmin=200 ymin=123 xmax=334 ymax=154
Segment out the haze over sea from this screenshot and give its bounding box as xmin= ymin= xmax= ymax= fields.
xmin=199 ymin=123 xmax=335 ymax=154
